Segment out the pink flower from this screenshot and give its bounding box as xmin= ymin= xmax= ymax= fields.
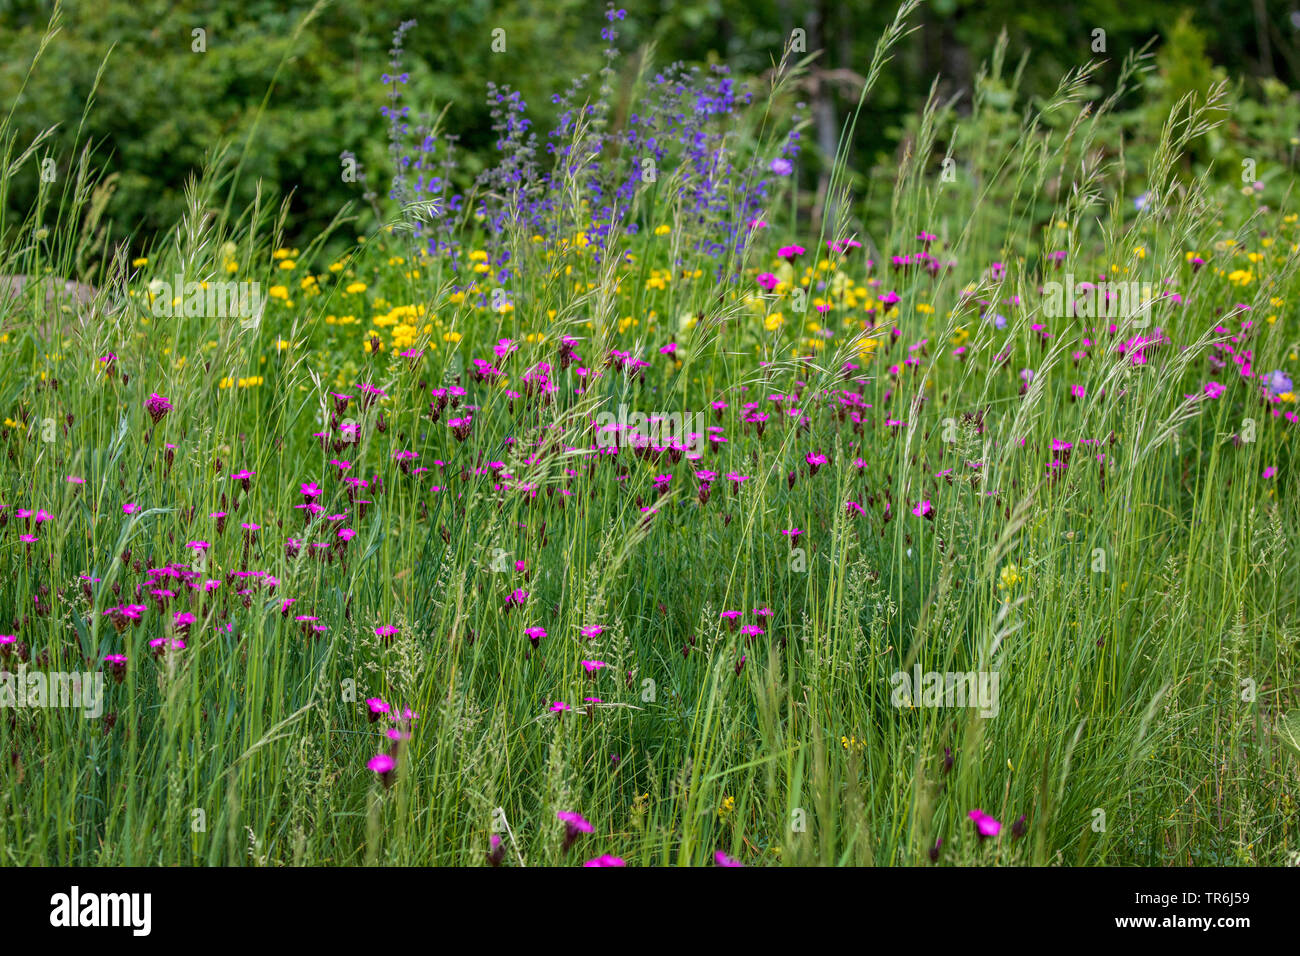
xmin=558 ymin=811 xmax=593 ymax=853
xmin=912 ymin=500 xmax=933 ymax=519
xmin=145 ymin=392 xmax=172 ymax=424
xmin=102 ymin=654 xmax=128 ymax=681
xmin=968 ymin=809 xmax=1001 ymax=838
xmin=714 ymin=850 xmax=743 ymax=867
xmin=368 ymin=754 xmax=396 ymax=786
xmin=584 ymin=854 xmax=626 ymax=867
xmin=557 ymin=810 xmax=593 ymax=832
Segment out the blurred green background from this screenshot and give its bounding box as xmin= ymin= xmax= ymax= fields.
xmin=1 ymin=0 xmax=1297 ymax=251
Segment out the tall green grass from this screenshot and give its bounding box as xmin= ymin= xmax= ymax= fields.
xmin=0 ymin=2 xmax=1296 ymax=866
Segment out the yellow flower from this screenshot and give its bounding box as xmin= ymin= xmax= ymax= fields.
xmin=131 ymin=257 xmax=149 ymax=268
xmin=346 ymin=281 xmax=368 ymax=294
xmin=998 ymin=563 xmax=1024 ymax=592
xmin=718 ymin=795 xmax=735 ymax=819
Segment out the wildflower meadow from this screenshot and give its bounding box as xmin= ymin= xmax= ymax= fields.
xmin=0 ymin=0 xmax=1298 ymax=883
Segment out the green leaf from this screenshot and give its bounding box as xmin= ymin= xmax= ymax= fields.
xmin=1278 ymin=712 xmax=1300 ymax=757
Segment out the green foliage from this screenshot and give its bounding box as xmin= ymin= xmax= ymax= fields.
xmin=0 ymin=3 xmax=1298 ymax=869
xmin=3 ymin=0 xmax=1298 ymax=255
xmin=0 ymin=0 xmax=603 ymax=252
